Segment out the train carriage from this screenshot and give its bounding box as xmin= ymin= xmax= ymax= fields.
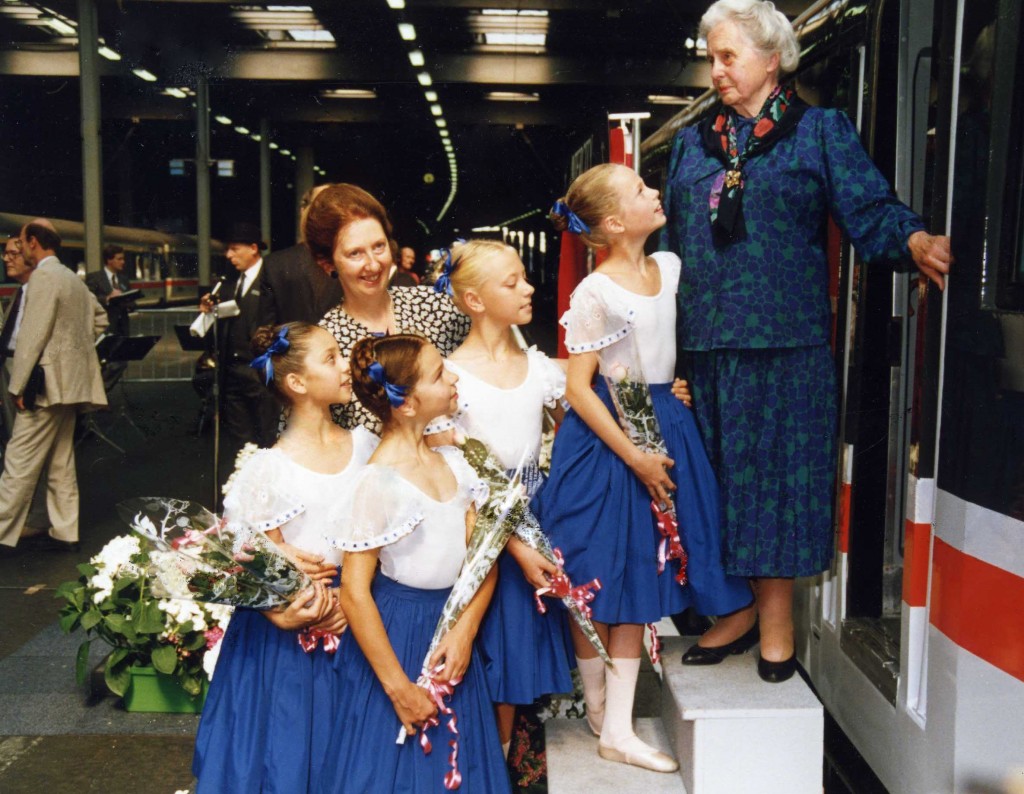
xmin=640 ymin=0 xmax=1023 ymax=790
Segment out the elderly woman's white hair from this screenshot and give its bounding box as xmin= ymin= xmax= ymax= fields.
xmin=699 ymin=0 xmax=800 ymax=75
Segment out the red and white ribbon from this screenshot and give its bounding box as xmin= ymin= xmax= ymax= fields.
xmin=416 ymin=664 xmax=463 ymax=790
xmin=533 ymin=548 xmax=602 ymax=617
xmin=297 ymin=628 xmax=340 ymax=654
xmin=651 ymin=500 xmax=688 ymax=586
xmin=647 ymin=622 xmax=662 ymax=665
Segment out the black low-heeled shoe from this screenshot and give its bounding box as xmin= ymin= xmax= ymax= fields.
xmin=681 ymin=621 xmax=760 ymax=665
xmin=757 ymin=652 xmax=797 ymax=683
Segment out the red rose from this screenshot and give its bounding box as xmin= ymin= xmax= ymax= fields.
xmin=754 ymin=118 xmax=775 ymax=137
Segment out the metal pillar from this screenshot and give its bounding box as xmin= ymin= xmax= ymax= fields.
xmin=295 ymin=145 xmax=315 ymax=241
xmin=196 ymin=75 xmax=212 ymax=286
xmin=259 ymin=118 xmax=272 ymax=252
xmin=77 ymin=0 xmax=103 ymax=273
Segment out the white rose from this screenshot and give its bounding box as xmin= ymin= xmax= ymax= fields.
xmin=608 ymin=363 xmax=629 ymax=383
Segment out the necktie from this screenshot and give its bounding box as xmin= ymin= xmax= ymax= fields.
xmin=234 ymin=276 xmax=245 ymax=301
xmin=0 ymin=288 xmax=23 ymax=357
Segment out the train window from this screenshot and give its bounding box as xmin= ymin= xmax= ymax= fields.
xmin=937 ymin=0 xmax=1024 ymax=522
xmin=977 ymin=0 xmax=1024 ymax=313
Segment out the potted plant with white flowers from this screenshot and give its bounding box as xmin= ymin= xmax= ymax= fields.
xmin=55 ymin=534 xmax=231 ymax=713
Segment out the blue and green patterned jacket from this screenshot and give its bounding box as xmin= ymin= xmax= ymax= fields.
xmin=661 ymin=106 xmax=925 ymax=351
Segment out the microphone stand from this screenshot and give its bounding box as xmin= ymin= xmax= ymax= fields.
xmin=207 ymin=281 xmax=223 ymax=514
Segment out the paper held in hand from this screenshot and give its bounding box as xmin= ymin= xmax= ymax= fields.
xmin=189 ymin=299 xmax=240 ymax=337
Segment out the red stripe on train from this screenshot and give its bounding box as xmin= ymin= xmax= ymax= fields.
xmin=902 ymin=521 xmax=931 ymax=607
xmin=930 ymin=537 xmax=1024 ymax=682
xmin=837 ymin=482 xmax=851 ymax=554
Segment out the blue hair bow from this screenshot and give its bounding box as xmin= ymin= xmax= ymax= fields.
xmin=432 ymin=238 xmax=466 ymax=296
xmin=550 ymin=200 xmax=591 ymax=235
xmin=250 ymin=326 xmax=290 ymax=385
xmin=433 ymin=247 xmax=455 ymax=296
xmin=367 ymin=361 xmax=408 ymax=408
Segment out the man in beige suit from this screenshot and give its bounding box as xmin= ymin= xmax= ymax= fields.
xmin=0 ymin=221 xmax=107 ymax=551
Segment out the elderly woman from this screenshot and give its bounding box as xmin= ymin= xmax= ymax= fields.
xmin=304 ymin=184 xmax=470 ymax=434
xmin=662 ymin=0 xmax=951 ymax=682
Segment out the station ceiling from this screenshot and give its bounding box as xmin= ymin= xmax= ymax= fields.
xmin=0 ymin=0 xmax=811 ymax=239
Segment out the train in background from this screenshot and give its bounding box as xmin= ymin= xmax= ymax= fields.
xmin=635 ymin=0 xmax=1023 ymax=791
xmin=0 ymin=212 xmax=224 ymax=304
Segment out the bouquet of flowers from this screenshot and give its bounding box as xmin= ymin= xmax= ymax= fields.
xmin=55 ymin=534 xmax=232 ymax=698
xmin=117 ymin=497 xmax=312 ymax=610
xmin=117 ymin=497 xmax=338 ymax=654
xmin=428 ymin=416 xmax=609 ymax=662
xmin=601 ymin=319 xmax=688 ymax=586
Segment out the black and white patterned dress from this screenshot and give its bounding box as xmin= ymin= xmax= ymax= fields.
xmin=318 ymin=285 xmax=471 ymax=435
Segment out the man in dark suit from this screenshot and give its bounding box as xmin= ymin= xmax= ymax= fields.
xmin=86 ymin=244 xmax=137 ymax=389
xmin=260 ymin=185 xmax=342 ymax=325
xmin=85 ymin=244 xmax=135 ymax=337
xmin=198 ymin=222 xmax=278 ymax=459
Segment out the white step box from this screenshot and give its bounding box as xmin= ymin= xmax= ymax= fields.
xmin=659 ymin=636 xmax=823 ymax=794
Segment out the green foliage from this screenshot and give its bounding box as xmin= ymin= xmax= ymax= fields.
xmin=54 ymin=537 xmax=223 ymax=701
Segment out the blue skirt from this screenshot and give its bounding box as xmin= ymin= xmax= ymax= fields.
xmin=478 ymin=550 xmax=576 ymax=705
xmin=535 ymin=381 xmax=752 ymax=625
xmin=193 ymin=608 xmax=339 ymax=794
xmin=317 ymin=576 xmax=511 ymax=794
xmin=688 ymin=346 xmax=837 ymax=577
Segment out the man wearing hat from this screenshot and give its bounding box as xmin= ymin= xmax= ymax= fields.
xmin=199 ymin=221 xmax=277 ymax=458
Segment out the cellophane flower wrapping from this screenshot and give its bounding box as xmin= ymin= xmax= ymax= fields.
xmin=421 ymin=436 xmax=524 ymax=673
xmin=118 ymin=497 xmax=312 ymax=611
xmin=424 ymin=413 xmax=611 ymax=664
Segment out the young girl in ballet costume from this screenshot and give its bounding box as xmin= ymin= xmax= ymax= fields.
xmin=438 ymin=239 xmax=576 ymax=756
xmin=536 ymin=164 xmax=756 ymax=772
xmin=317 ymin=334 xmax=511 ymax=794
xmin=193 ymin=321 xmax=378 ymax=794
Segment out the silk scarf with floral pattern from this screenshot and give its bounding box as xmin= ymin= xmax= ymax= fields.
xmin=699 ymin=84 xmax=809 ymax=245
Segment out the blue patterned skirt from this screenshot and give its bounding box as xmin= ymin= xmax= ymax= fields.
xmin=688 ymin=345 xmax=838 ymax=577
xmin=317 ymin=575 xmax=511 ymax=794
xmin=534 ymin=381 xmax=752 ymax=625
xmin=193 ymin=607 xmax=339 ymax=794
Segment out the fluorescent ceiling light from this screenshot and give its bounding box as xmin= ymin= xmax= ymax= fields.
xmin=398 ymin=23 xmax=416 ymax=41
xmin=162 ymin=87 xmax=187 ymax=99
xmin=408 ymin=50 xmax=424 ymax=67
xmin=215 ymin=115 xmax=232 ymax=125
xmin=417 ymin=72 xmax=432 ymax=86
xmin=436 ymin=118 xmax=447 ymax=128
xmin=386 ymin=0 xmax=405 ymax=8
xmin=269 ymin=142 xmax=279 ymax=150
xmin=46 ymin=17 xmax=77 ymax=36
xmin=439 ymin=130 xmax=450 ymax=138
xmin=647 ymin=94 xmax=693 ymax=105
xmin=98 ymin=45 xmax=121 ymax=61
xmin=321 ymin=88 xmax=377 ymax=99
xmin=484 ymin=32 xmax=545 ymax=46
xmin=430 ymin=104 xmax=442 ymax=116
xmin=280 ymin=149 xmax=292 ymax=156
xmin=132 ymin=68 xmax=158 ymax=82
xmin=269 ymin=5 xmax=312 ymax=10
xmin=425 ymin=91 xmax=438 ymax=102
xmin=251 ymin=134 xmax=262 ymax=141
xmin=235 ymin=126 xmax=250 ymax=135
xmin=289 ymin=29 xmax=334 ymax=42
xmin=485 ymin=91 xmax=539 ymax=102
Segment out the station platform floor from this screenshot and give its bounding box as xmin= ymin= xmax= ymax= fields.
xmin=0 ymin=375 xmax=886 ymax=794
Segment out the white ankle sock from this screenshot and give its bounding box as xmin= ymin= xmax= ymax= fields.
xmin=599 ymin=657 xmax=642 ymax=749
xmin=576 ymin=655 xmax=606 ymax=734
